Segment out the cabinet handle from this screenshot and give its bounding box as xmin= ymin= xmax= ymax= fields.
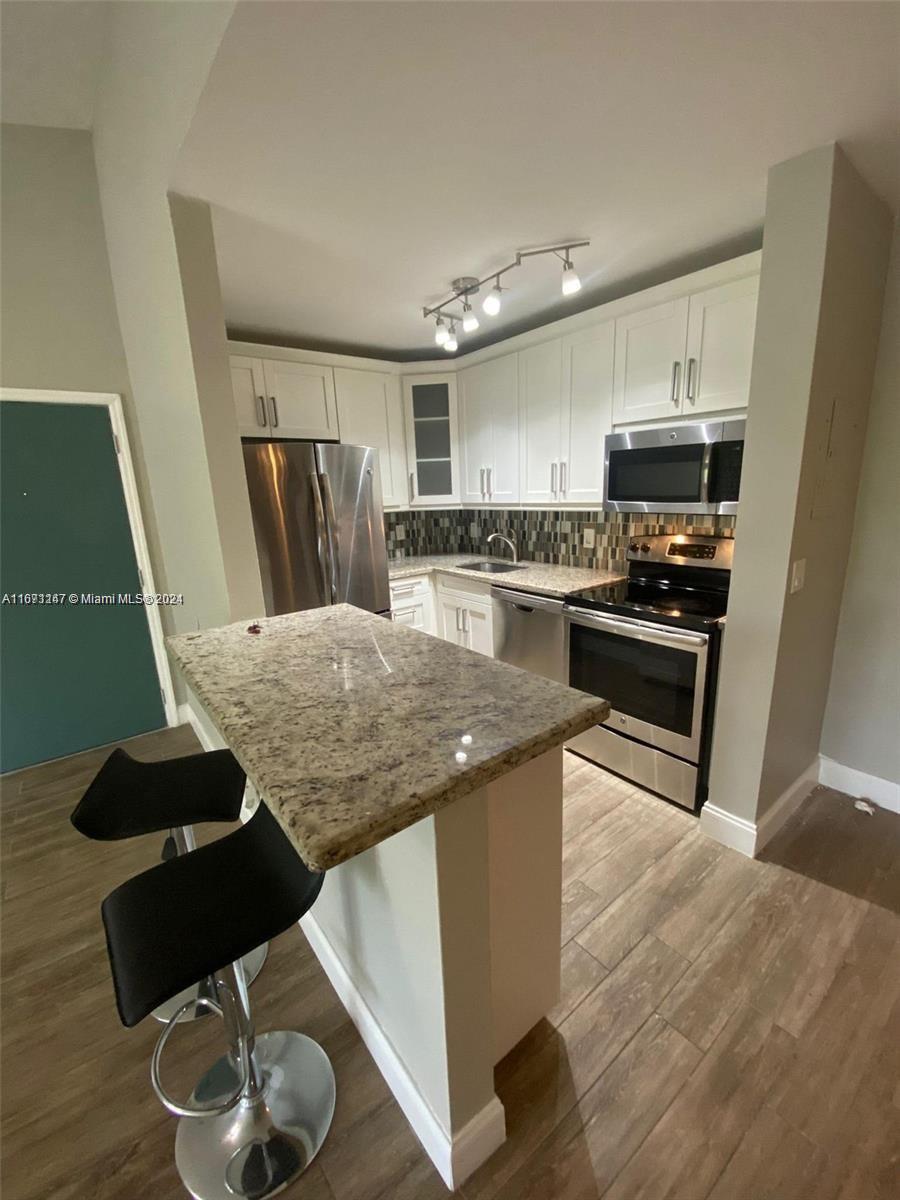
xmin=670 ymin=362 xmax=681 ymax=406
xmin=256 ymin=395 xmax=267 ymax=427
xmin=268 ymin=395 xmax=279 ymax=427
xmin=480 ymin=467 xmax=485 ymax=499
xmin=455 ymin=606 xmax=462 ymax=633
xmin=686 ymin=358 xmax=697 ymax=403
xmin=462 ymin=609 xmax=469 ymax=634
xmin=409 ymin=471 xmax=416 ymax=501
xmin=486 ymin=466 xmax=492 ymax=498
xmin=551 ymin=461 xmax=558 ymax=496
xmin=559 ymin=461 xmax=567 ymax=496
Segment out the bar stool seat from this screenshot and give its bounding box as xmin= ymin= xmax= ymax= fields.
xmin=101 ymin=803 xmax=333 ymax=1200
xmin=72 ymin=746 xmax=267 ymax=1022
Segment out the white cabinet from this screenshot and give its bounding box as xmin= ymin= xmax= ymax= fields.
xmin=389 ymin=575 xmax=436 ymax=635
xmin=683 ymin=276 xmax=759 ymax=414
xmin=230 ymin=355 xmax=339 ymax=440
xmin=613 ymin=298 xmax=691 ymax=424
xmin=458 ymin=354 xmax=519 ymax=504
xmin=334 ymin=367 xmax=408 ymax=508
xmin=612 ymin=274 xmax=758 ymax=424
xmin=435 ymin=575 xmax=494 ymax=657
xmin=518 ymin=340 xmax=563 ymax=505
xmin=560 ymin=322 xmax=615 ymax=505
xmin=402 ymin=375 xmax=459 ymax=506
xmin=231 ymin=356 xmax=269 ymax=436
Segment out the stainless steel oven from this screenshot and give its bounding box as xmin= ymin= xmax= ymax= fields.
xmin=603 ymin=420 xmax=745 ymax=515
xmin=565 ymin=607 xmax=709 ymax=763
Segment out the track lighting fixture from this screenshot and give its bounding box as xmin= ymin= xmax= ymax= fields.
xmin=422 ymin=240 xmax=588 ymax=344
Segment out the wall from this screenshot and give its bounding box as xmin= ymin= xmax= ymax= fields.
xmin=386 ymin=508 xmax=734 ymax=572
xmin=0 ymin=124 xmax=164 ymax=579
xmin=707 ymin=144 xmax=892 ymax=830
xmin=821 ymin=219 xmax=900 ymax=787
xmin=92 ymin=1 xmax=236 ymax=640
xmin=169 ymin=193 xmax=264 ymax=621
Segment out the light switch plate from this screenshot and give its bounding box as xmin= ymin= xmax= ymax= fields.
xmin=790 ymin=558 xmax=806 ymax=594
xmin=583 ymin=527 xmax=596 ymax=549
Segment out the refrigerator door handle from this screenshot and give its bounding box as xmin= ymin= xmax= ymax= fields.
xmin=319 ymin=471 xmax=340 ymax=602
xmin=309 ymin=472 xmax=333 ymax=602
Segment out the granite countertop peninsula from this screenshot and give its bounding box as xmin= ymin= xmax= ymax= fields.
xmin=167 ymin=605 xmax=609 ymax=872
xmin=388 ymin=554 xmax=625 ymax=598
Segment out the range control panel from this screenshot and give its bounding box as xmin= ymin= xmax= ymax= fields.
xmin=667 ymin=542 xmax=717 ymax=560
xmin=626 ymin=534 xmax=734 ymax=571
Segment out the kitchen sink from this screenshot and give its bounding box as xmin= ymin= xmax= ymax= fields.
xmin=458 ymin=560 xmax=527 ymax=574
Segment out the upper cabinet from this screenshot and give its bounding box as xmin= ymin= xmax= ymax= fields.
xmin=518 ymin=340 xmax=564 ymax=505
xmin=560 ymin=321 xmax=615 ymax=505
xmin=334 ymin=367 xmax=408 ymax=508
xmin=458 ymin=353 xmax=519 ymax=504
xmin=613 ymin=274 xmax=758 ymax=424
xmin=402 ymin=375 xmax=459 ymax=506
xmin=230 ymin=355 xmax=339 ymax=441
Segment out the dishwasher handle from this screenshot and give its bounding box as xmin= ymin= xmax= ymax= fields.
xmin=491 ymin=587 xmax=564 ymax=614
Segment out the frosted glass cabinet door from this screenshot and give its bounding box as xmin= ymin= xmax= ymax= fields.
xmin=402 ymin=374 xmax=459 ymax=506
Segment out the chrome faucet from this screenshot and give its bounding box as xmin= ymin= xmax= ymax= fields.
xmin=487 ymin=531 xmax=518 ymax=563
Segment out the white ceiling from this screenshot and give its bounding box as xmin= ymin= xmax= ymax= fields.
xmin=0 ymin=1 xmax=111 ymax=130
xmin=175 ymin=1 xmax=899 ymax=359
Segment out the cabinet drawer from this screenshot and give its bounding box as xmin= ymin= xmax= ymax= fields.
xmin=434 ymin=572 xmax=492 ymax=603
xmin=389 ymin=574 xmax=430 ymax=601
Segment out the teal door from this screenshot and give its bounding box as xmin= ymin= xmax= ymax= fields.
xmin=1 ymin=401 xmax=166 ymax=772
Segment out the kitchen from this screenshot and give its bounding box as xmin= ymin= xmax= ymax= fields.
xmin=2 ymin=4 xmax=899 ymax=1200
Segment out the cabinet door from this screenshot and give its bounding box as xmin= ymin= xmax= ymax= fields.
xmin=457 ymin=364 xmax=492 ymax=504
xmin=613 ymin=298 xmax=689 ymax=423
xmin=403 ymin=375 xmax=459 ymax=506
xmin=464 ymin=598 xmax=494 ymax=657
xmin=261 ymin=359 xmax=339 ymax=440
xmin=334 ymin=368 xmax=408 ymax=507
xmin=438 ymin=595 xmax=465 ymax=645
xmin=560 ymin=322 xmax=614 ymax=505
xmin=230 ymin=356 xmax=269 ymax=436
xmin=684 ymin=276 xmax=759 ymax=415
xmin=485 ymin=353 xmax=519 ymax=505
xmin=518 ymin=340 xmax=563 ymax=505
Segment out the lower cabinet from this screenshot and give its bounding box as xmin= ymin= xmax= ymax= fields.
xmin=435 ymin=575 xmax=494 ymax=657
xmin=389 ymin=575 xmax=436 ymax=635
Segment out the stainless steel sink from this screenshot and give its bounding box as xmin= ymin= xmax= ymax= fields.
xmin=458 ymin=560 xmax=527 ymax=574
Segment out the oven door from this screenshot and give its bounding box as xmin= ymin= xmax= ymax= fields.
xmin=565 ymin=607 xmax=709 ymax=762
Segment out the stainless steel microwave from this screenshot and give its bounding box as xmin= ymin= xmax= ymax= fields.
xmin=603 ymin=420 xmax=746 ymax=515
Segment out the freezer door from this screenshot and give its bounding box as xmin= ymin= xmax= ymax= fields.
xmin=242 ymin=440 xmax=329 ymax=615
xmin=316 ymin=442 xmax=390 ymax=613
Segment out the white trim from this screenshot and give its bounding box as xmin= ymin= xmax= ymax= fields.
xmin=754 ymin=758 xmax=821 ymax=853
xmin=699 ymin=802 xmax=758 ymax=857
xmin=299 ymin=911 xmax=506 ymax=1190
xmin=0 ymin=387 xmax=177 ymax=726
xmin=819 ymin=757 xmax=900 ymax=814
xmin=176 ymin=701 xmax=218 ymax=752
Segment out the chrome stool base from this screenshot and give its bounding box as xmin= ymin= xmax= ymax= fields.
xmin=175 ymin=1031 xmax=336 ymax=1200
xmin=151 ymin=943 xmax=269 ymax=1024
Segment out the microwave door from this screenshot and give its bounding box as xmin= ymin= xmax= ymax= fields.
xmin=567 ymin=609 xmax=708 ymax=762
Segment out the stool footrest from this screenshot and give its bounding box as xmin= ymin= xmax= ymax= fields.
xmin=151 ymin=989 xmax=250 ymax=1120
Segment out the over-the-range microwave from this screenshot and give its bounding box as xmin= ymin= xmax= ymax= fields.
xmin=603 ymin=419 xmax=745 ymax=515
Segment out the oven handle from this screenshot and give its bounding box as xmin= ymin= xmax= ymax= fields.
xmin=563 ymin=606 xmax=708 ymax=648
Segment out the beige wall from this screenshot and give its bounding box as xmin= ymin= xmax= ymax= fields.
xmin=708 ymin=144 xmax=892 ymax=826
xmin=0 ymin=123 xmax=165 ymax=592
xmin=821 ymin=220 xmax=900 ymax=786
xmin=169 ymin=193 xmax=264 ymax=620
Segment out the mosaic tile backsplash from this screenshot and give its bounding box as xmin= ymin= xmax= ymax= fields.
xmin=385 ymin=509 xmax=736 ymax=574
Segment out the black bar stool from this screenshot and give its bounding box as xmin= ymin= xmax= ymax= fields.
xmin=101 ymin=801 xmax=334 ymax=1200
xmin=71 ymin=747 xmax=267 ymax=1021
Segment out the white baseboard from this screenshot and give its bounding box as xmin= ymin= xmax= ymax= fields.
xmin=699 ymin=803 xmax=758 ymax=857
xmin=819 ymin=757 xmax=900 ymax=814
xmin=754 ymin=758 xmax=821 ymax=853
xmin=300 ymin=912 xmax=505 ymax=1190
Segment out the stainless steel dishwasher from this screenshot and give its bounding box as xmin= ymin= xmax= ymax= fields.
xmin=491 ymin=586 xmax=567 ymax=684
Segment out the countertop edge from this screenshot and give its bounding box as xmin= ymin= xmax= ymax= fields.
xmin=387 ymin=558 xmax=626 ymax=599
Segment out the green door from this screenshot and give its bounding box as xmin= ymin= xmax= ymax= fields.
xmin=1 ymin=401 xmax=166 ymax=772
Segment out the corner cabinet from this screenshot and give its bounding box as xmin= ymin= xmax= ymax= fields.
xmin=613 ymin=274 xmax=758 ymax=424
xmin=230 ymin=355 xmax=339 ymax=440
xmin=402 ymin=375 xmax=460 ymax=506
xmin=458 ymin=354 xmax=519 ymax=504
xmin=334 ymin=367 xmax=408 ymax=508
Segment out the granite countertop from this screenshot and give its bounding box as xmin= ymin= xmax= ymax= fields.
xmin=167 ymin=605 xmax=609 ymax=872
xmin=388 ymin=554 xmax=625 ymax=598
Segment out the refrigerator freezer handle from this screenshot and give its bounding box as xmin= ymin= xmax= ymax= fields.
xmin=320 ymin=472 xmax=340 ymax=602
xmin=310 ymin=472 xmax=333 ymax=602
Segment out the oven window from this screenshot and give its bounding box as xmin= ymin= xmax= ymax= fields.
xmin=569 ymin=624 xmax=697 ymax=736
xmin=607 ymin=444 xmax=705 ymax=504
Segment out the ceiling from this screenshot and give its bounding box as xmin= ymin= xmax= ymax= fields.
xmin=0 ymin=1 xmax=111 ymax=130
xmin=175 ymin=1 xmax=899 ymax=359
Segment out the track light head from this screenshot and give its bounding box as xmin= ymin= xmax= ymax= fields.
xmin=443 ymin=323 xmax=458 ymax=352
xmin=561 ymin=258 xmax=581 ymax=296
xmin=482 ymin=279 xmax=503 ymax=317
xmin=434 ymin=316 xmax=449 ymax=345
xmin=462 ymin=299 xmax=479 ymax=333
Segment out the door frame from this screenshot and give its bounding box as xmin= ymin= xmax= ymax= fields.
xmin=0 ymin=387 xmax=177 ymax=727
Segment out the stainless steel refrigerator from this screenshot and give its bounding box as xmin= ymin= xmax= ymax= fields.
xmin=242 ymin=441 xmax=390 ymax=616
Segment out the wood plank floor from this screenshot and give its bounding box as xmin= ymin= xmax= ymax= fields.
xmin=2 ymin=727 xmax=898 ymax=1199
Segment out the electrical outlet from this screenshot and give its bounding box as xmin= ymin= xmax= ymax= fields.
xmin=583 ymin=527 xmax=596 ymax=550
xmin=790 ymin=558 xmax=806 ymax=594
